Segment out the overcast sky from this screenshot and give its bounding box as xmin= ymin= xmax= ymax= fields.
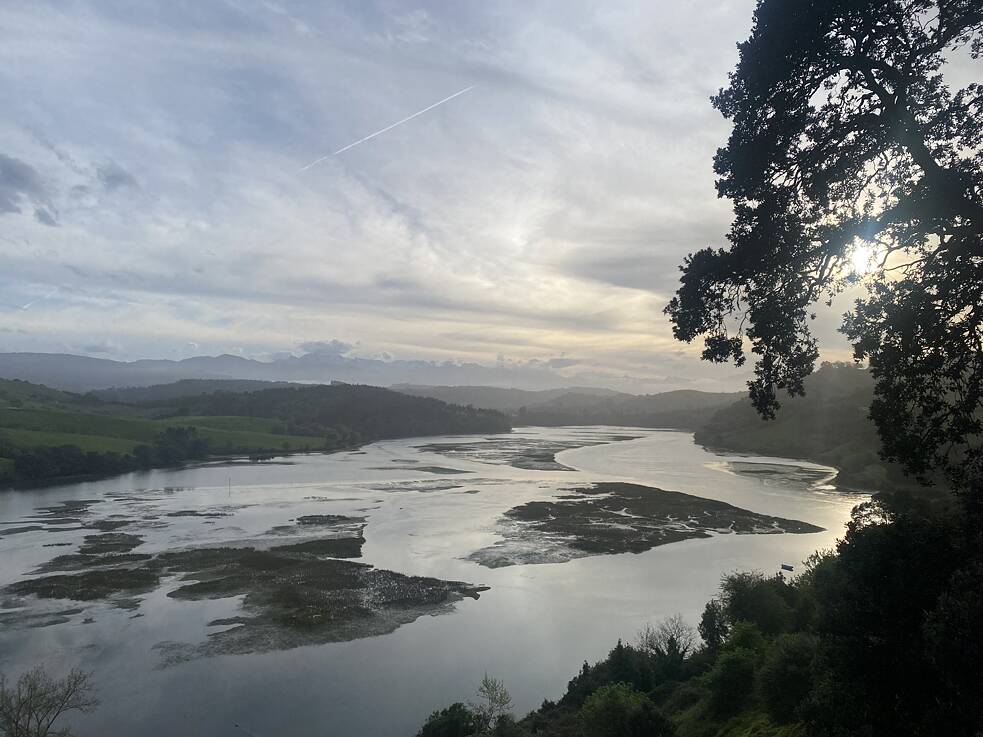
xmin=0 ymin=0 xmax=866 ymax=392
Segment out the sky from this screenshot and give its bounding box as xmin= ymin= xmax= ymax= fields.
xmin=0 ymin=0 xmax=865 ymax=392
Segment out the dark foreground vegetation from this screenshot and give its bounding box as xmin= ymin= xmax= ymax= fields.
xmin=0 ymin=378 xmax=509 ymax=484
xmin=0 ymin=667 xmax=97 ymax=737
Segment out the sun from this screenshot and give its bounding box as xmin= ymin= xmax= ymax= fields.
xmin=849 ymin=242 xmax=881 ymax=276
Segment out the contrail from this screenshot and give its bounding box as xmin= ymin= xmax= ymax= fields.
xmin=19 ymin=287 xmax=58 ymax=311
xmin=299 ymin=85 xmax=475 ymax=170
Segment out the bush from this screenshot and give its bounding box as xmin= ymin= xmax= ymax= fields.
xmin=757 ymin=634 xmax=818 ymax=723
xmin=580 ymin=683 xmax=674 ymax=737
xmin=721 ymin=572 xmax=794 ymax=635
xmin=723 ymin=621 xmax=766 ymax=654
xmin=706 ymin=648 xmax=756 ymax=717
xmin=416 ymin=702 xmax=478 ymax=737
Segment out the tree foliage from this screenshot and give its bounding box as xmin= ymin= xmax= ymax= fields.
xmin=579 ymin=683 xmax=675 ymax=737
xmin=665 ymin=0 xmax=983 ymax=487
xmin=0 ymin=668 xmax=98 ymax=737
xmin=416 ymin=703 xmax=479 ymax=737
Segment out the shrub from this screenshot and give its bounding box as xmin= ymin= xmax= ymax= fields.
xmin=707 ymin=648 xmax=756 ymax=717
xmin=757 ymin=633 xmax=818 ymax=723
xmin=580 ymin=683 xmax=674 ymax=737
xmin=416 ymin=702 xmax=478 ymax=737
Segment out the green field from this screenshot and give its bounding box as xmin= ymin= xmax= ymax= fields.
xmin=174 ymin=415 xmax=288 ymax=434
xmin=0 ymin=376 xmax=509 ymax=483
xmin=0 ymin=428 xmax=142 ymax=453
xmin=0 ymin=407 xmax=324 ymax=456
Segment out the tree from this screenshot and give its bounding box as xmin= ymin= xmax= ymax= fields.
xmin=698 ymin=599 xmax=729 ymax=654
xmin=720 ymin=572 xmax=794 ymax=635
xmin=635 ymin=615 xmax=696 ymax=678
xmin=416 ymin=703 xmax=479 ymax=737
xmin=665 ymin=0 xmax=983 ymax=487
xmin=0 ymin=667 xmax=98 ymax=737
xmin=636 ymin=614 xmax=697 ymax=660
xmin=469 ymin=674 xmax=513 ymax=734
xmin=757 ymin=633 xmax=819 ymax=723
xmin=706 ymin=648 xmax=757 ymax=717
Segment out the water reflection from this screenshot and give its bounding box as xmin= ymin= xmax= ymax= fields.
xmin=0 ymin=428 xmax=864 ymax=737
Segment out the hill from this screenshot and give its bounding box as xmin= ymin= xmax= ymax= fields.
xmin=695 ymin=363 xmax=933 ymax=493
xmin=517 ymin=389 xmax=741 ymax=429
xmin=147 ymin=383 xmax=512 ymax=440
xmin=90 ymin=379 xmax=299 ymax=403
xmin=392 ymin=385 xmax=627 ymax=413
xmin=0 ymin=351 xmax=622 ymax=393
xmin=396 ymin=385 xmax=741 ymax=430
xmin=0 ymin=379 xmax=510 ymax=485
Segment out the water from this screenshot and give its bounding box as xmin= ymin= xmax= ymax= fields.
xmin=0 ymin=427 xmax=865 ymax=737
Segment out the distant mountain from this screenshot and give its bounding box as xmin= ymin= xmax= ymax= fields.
xmin=395 ymin=384 xmax=740 ymax=430
xmin=0 ymin=352 xmax=617 ymax=392
xmin=392 ymin=385 xmax=626 ymax=413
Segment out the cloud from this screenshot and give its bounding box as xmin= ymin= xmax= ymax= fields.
xmin=0 ymin=153 xmax=58 ymax=225
xmin=546 ymin=357 xmax=581 ymax=369
xmin=0 ymin=0 xmax=868 ymax=392
xmin=97 ymin=160 xmax=138 ymax=191
xmin=298 ymin=339 xmax=354 ymax=356
xmin=34 ymin=207 xmax=58 ymax=226
xmin=80 ymin=339 xmax=121 ymax=355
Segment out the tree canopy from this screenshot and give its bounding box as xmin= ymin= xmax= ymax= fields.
xmin=665 ymin=0 xmax=983 ymax=487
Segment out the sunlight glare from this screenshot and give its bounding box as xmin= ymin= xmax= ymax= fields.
xmin=850 ymin=242 xmax=880 ymax=276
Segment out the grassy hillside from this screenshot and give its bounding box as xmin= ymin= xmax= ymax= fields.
xmin=0 ymin=377 xmax=93 ymax=409
xmin=156 ymin=383 xmax=512 ymax=438
xmin=695 ymin=363 xmax=933 ymax=493
xmin=0 ymin=379 xmax=510 ymax=485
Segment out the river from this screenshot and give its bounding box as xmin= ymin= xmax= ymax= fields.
xmin=0 ymin=427 xmax=864 ymax=737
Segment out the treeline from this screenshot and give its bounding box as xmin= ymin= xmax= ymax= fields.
xmin=2 ymin=426 xmax=213 ymax=481
xmin=695 ymin=363 xmax=931 ymax=494
xmin=154 ymin=383 xmax=512 ymax=438
xmin=416 ymin=493 xmax=983 ymax=737
xmin=515 ymin=390 xmax=738 ymax=431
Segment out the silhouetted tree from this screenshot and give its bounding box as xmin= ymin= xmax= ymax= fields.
xmin=698 ymin=599 xmax=729 ymax=654
xmin=665 ymin=0 xmax=983 ymax=487
xmin=416 ymin=703 xmax=479 ymax=737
